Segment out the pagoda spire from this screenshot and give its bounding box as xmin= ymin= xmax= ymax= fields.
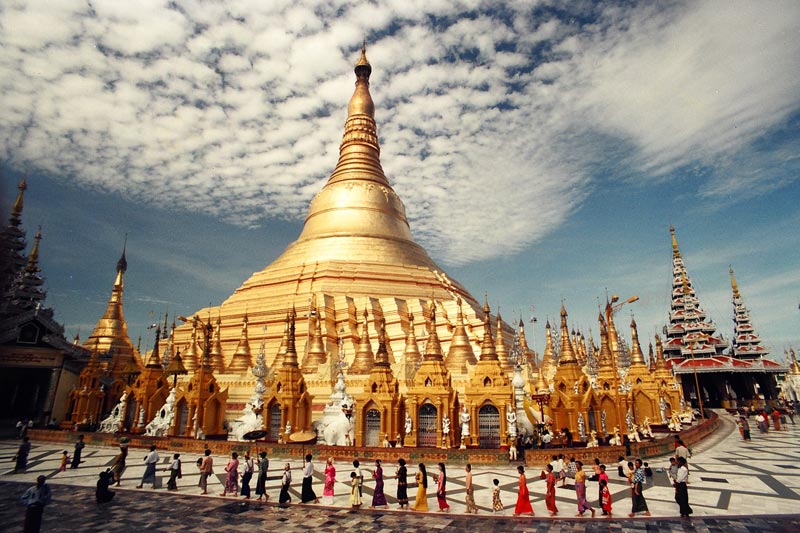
xmin=9 ymin=177 xmax=26 ymax=227
xmin=349 ymin=307 xmax=375 ymax=374
xmin=479 ymin=298 xmax=498 ymax=361
xmin=495 ymin=309 xmax=511 ymax=370
xmin=145 ymin=326 xmax=161 ymax=367
xmin=648 ymin=343 xmax=656 ymax=372
xmin=729 ymin=266 xmax=769 ymax=360
xmin=227 ymin=313 xmax=252 ymax=374
xmin=540 ymin=319 xmax=555 ymax=379
xmin=374 ymin=318 xmax=390 ymax=367
xmin=283 ymin=307 xmax=299 ymax=367
xmin=518 ymin=318 xmax=535 ymax=368
xmin=557 ymin=304 xmax=578 ymax=365
xmin=302 ymin=295 xmax=328 ymax=373
xmin=597 ymin=314 xmax=613 ymax=369
xmin=629 ymin=317 xmax=647 ymax=366
xmin=209 ymin=315 xmax=225 ymax=373
xmin=790 ymin=349 xmax=800 ymax=375
xmin=84 ymin=239 xmax=137 ymax=374
xmin=654 ymin=333 xmax=668 ymax=370
xmin=445 ymin=298 xmax=477 ymax=373
xmin=424 ymin=301 xmax=444 ymax=360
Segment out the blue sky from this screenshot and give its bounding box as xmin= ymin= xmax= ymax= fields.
xmin=1 ymin=0 xmax=799 ymax=359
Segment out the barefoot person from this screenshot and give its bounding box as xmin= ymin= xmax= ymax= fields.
xmin=513 ymin=465 xmax=534 ymax=516
xmin=255 ymin=452 xmax=269 ymax=502
xmin=574 ymin=461 xmax=595 ymax=517
xmin=545 ymin=464 xmax=558 ymax=516
xmin=301 ymin=454 xmax=319 ymax=504
xmin=628 ymin=459 xmax=651 ymax=517
xmin=413 ymin=463 xmax=429 ymax=511
xmin=396 ymin=458 xmax=409 ymax=509
xmin=464 ymin=464 xmax=478 ymax=514
xmin=435 ymin=463 xmax=449 ymax=512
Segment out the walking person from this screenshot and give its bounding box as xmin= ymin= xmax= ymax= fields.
xmin=545 ymin=464 xmax=558 ymax=516
xmin=464 ymin=463 xmax=478 ymax=514
xmin=58 ymin=451 xmax=69 ymax=472
xmin=14 ymin=437 xmax=31 ymax=473
xmin=513 ymin=465 xmax=534 ymax=516
xmin=165 ymin=453 xmax=182 ymax=491
xmin=220 ymin=452 xmax=239 ymax=497
xmin=279 ymin=463 xmax=292 ymax=506
xmin=492 ymin=478 xmax=504 ymax=513
xmin=21 ymin=475 xmax=51 ymax=533
xmin=136 ymin=445 xmax=159 ymax=489
xmin=301 ymin=454 xmax=319 ymax=504
xmin=255 ymin=451 xmax=269 ymax=501
xmin=70 ymin=434 xmax=84 ymax=469
xmin=352 ymin=460 xmax=364 ymax=498
xmin=370 ymin=459 xmax=388 ymax=508
xmin=241 ymin=451 xmax=254 ymax=499
xmin=574 ymin=461 xmax=595 ymax=517
xmin=739 ymin=416 xmax=752 ymax=441
xmin=396 ymin=458 xmax=409 ymax=509
xmin=628 ymin=459 xmax=651 ymax=517
xmin=110 ymin=446 xmax=128 ymax=486
xmin=323 ymin=457 xmax=336 ymax=505
xmin=413 ymin=463 xmax=429 ymax=511
xmin=674 ymin=456 xmax=693 ymax=518
xmin=435 ymin=463 xmax=449 ymax=512
xmin=597 ymin=465 xmax=609 ymax=513
xmin=198 ymin=449 xmax=213 ymax=495
xmin=350 ymin=471 xmax=362 ymax=508
xmin=600 ymin=478 xmax=612 ymax=518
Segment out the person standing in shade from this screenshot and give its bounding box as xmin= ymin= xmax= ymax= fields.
xmin=413 ymin=463 xmax=429 ymax=511
xmin=370 ymin=459 xmax=388 ymax=508
xmin=464 ymin=463 xmax=478 ymax=514
xmin=674 ymin=456 xmax=693 ymax=518
xmin=198 ymin=449 xmax=213 ymax=495
xmin=323 ymin=457 xmax=336 ymax=505
xmin=628 ymin=459 xmax=651 ymax=517
xmin=350 ymin=471 xmax=362 ymax=508
xmin=435 ymin=463 xmax=449 ymax=512
xmin=136 ymin=445 xmax=159 ymax=489
xmin=240 ymin=451 xmax=254 ymax=499
xmin=110 ymin=446 xmax=128 ymax=486
xmin=545 ymin=464 xmax=558 ymax=516
xmin=513 ymin=465 xmax=534 ymax=516
xmin=574 ymin=461 xmax=595 ymax=517
xmin=21 ymin=475 xmax=51 ymax=533
xmin=279 ymin=463 xmax=292 ymax=505
xmin=255 ymin=451 xmax=269 ymax=502
xmin=70 ymin=435 xmax=84 ymax=469
xmin=96 ymin=469 xmax=115 ymax=503
xmin=165 ymin=453 xmax=182 ymax=491
xmin=14 ymin=437 xmax=31 ymax=473
xmin=396 ymin=458 xmax=409 ymax=509
xmin=301 ymin=454 xmax=319 ymax=504
xmin=220 ymin=452 xmax=239 ymax=497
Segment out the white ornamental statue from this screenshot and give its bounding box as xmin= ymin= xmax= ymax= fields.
xmin=459 ymin=405 xmax=471 ymax=437
xmin=404 ymin=412 xmax=413 ymax=436
xmin=99 ymin=391 xmax=127 ymax=433
xmin=506 ymin=404 xmax=517 ymax=438
xmin=145 ymin=388 xmax=176 ymax=437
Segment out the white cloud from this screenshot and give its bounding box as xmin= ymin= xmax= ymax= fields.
xmin=0 ymin=0 xmax=798 ymax=267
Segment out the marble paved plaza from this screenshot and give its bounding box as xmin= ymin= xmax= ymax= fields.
xmin=1 ymin=410 xmax=799 ymax=531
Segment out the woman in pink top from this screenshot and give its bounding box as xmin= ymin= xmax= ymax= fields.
xmin=323 ymin=457 xmax=336 ymax=504
xmin=220 ymin=452 xmax=239 ymax=497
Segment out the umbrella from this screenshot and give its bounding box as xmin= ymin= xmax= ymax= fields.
xmin=242 ymin=430 xmax=268 ymax=441
xmin=288 ymin=430 xmax=316 ymax=443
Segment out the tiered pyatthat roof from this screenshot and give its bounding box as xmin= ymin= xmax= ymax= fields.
xmin=663 ymin=226 xmax=726 ymax=360
xmin=729 ymin=267 xmax=769 ymax=360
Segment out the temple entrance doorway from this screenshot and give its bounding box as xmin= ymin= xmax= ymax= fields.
xmin=124 ymin=396 xmax=137 ymax=431
xmin=478 ymin=404 xmax=500 ymax=448
xmin=417 ymin=403 xmax=437 ymax=448
xmin=365 ymin=409 xmax=381 ymax=446
xmin=268 ymin=404 xmax=282 ymax=441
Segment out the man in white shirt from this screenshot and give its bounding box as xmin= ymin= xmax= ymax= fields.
xmin=674 ymin=457 xmax=693 ymax=517
xmin=136 ymin=445 xmax=160 ymax=489
xmin=352 ymin=460 xmax=364 ymax=497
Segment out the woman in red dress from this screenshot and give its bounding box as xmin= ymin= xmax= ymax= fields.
xmin=514 ymin=465 xmax=534 ymax=516
xmin=435 ymin=463 xmax=449 ymax=512
xmin=545 ymin=464 xmax=558 ymax=516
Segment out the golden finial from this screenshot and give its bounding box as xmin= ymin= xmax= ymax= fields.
xmin=26 ymin=227 xmax=42 ymax=270
xmin=670 ymin=224 xmax=681 ymax=258
xmin=355 ymin=37 xmax=370 ymax=71
xmin=9 ymin=177 xmax=27 ymax=225
xmin=729 ymin=266 xmax=740 ymax=298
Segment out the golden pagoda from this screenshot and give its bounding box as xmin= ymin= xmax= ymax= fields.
xmin=549 ymin=305 xmax=591 ymax=431
xmin=83 ymin=243 xmax=139 ymax=409
xmin=354 ymin=318 xmax=401 ymax=446
xmin=226 ymin=313 xmax=252 ymax=374
xmin=128 ymin=327 xmax=170 ymax=434
xmin=262 ymin=307 xmax=313 ymax=440
xmin=626 ymin=317 xmax=660 ymax=422
xmin=65 ymin=340 xmax=106 ymax=428
xmin=404 ymin=302 xmax=456 ymax=447
xmin=165 ymin=44 xmax=501 ymax=421
xmin=464 ymin=299 xmax=513 ymax=448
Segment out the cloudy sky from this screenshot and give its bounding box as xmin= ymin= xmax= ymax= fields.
xmin=1 ymin=0 xmax=799 ymax=360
